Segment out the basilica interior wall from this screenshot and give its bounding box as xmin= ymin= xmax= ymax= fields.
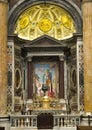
xmin=1 ymin=0 xmax=92 ymax=129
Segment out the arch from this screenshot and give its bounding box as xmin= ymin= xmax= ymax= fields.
xmin=8 ymin=0 xmax=82 ymax=35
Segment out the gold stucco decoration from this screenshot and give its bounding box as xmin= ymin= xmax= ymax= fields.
xmin=38 ymin=19 xmax=52 ymax=32
xmin=19 ymin=16 xmax=29 ymax=29
xmin=61 ymin=15 xmax=72 ymax=29
xmin=14 ymin=4 xmax=76 ymax=41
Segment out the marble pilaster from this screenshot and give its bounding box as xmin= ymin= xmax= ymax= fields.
xmin=83 ymin=0 xmax=92 ymax=112
xmin=0 ymin=1 xmax=8 ymax=115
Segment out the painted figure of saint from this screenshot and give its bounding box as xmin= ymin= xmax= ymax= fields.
xmin=43 ymin=69 xmax=55 ymax=98
xmin=34 ymin=74 xmax=43 ymax=96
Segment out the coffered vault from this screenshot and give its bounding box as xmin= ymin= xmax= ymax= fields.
xmin=14 ymin=4 xmax=76 ymax=41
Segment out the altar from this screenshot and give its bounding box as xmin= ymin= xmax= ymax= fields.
xmin=25 ymin=96 xmax=67 ymax=115
xmin=14 ymin=30 xmax=78 ymax=116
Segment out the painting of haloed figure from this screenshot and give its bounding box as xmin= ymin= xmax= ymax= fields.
xmin=33 ymin=62 xmax=59 ymax=98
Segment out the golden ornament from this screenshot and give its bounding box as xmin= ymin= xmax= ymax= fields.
xmin=61 ymin=15 xmax=71 ymax=29
xmin=19 ymin=16 xmax=29 ymax=29
xmin=38 ymin=19 xmax=52 ymax=32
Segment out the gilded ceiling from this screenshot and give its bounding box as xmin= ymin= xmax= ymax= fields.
xmin=14 ymin=4 xmax=76 ymax=41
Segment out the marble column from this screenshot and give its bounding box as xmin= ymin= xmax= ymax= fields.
xmin=59 ymin=55 xmax=64 ymax=98
xmin=83 ymin=0 xmax=92 ymax=112
xmin=0 ymin=0 xmax=8 ymax=115
xmin=27 ymin=57 xmax=33 ymax=99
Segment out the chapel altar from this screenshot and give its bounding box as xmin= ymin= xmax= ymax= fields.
xmin=13 ymin=33 xmax=78 ymax=116
xmin=1 ymin=0 xmax=91 ymax=130
xmin=11 ymin=3 xmax=81 ymax=116
xmin=7 ymin=2 xmax=84 ymax=129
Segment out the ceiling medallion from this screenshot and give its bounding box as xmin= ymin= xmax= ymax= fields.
xmin=38 ymin=19 xmax=52 ymax=32
xmin=61 ymin=15 xmax=71 ymax=29
xmin=19 ymin=16 xmax=29 ymax=29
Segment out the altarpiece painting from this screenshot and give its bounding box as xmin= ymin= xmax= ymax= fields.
xmin=33 ymin=62 xmax=59 ymax=98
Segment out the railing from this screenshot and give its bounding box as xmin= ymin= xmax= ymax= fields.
xmin=80 ymin=115 xmax=92 ymax=126
xmin=10 ymin=115 xmax=37 ymax=128
xmin=53 ymin=114 xmax=80 ymax=128
xmin=10 ymin=114 xmax=80 ymax=128
xmin=10 ymin=114 xmax=92 ymax=129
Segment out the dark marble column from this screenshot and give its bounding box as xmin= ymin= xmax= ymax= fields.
xmin=27 ymin=57 xmax=33 ymax=99
xmin=59 ymin=56 xmax=64 ymax=98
